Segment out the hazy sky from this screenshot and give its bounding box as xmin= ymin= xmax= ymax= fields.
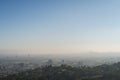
xmin=1 ymin=0 xmax=120 ymax=54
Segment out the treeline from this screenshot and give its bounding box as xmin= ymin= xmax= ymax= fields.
xmin=2 ymin=62 xmax=120 ymax=80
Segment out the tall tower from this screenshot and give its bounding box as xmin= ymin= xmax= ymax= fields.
xmin=61 ymin=60 xmax=65 ymax=65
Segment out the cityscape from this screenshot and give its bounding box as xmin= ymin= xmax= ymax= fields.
xmin=1 ymin=0 xmax=120 ymax=80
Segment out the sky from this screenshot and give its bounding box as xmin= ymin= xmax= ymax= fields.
xmin=1 ymin=0 xmax=120 ymax=54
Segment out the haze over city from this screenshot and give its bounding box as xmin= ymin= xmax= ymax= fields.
xmin=2 ymin=1 xmax=120 ymax=80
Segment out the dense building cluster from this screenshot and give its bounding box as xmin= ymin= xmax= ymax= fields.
xmin=2 ymin=62 xmax=120 ymax=80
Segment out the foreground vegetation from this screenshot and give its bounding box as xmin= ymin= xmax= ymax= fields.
xmin=2 ymin=62 xmax=120 ymax=80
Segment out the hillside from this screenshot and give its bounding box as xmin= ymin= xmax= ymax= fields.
xmin=2 ymin=62 xmax=120 ymax=80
